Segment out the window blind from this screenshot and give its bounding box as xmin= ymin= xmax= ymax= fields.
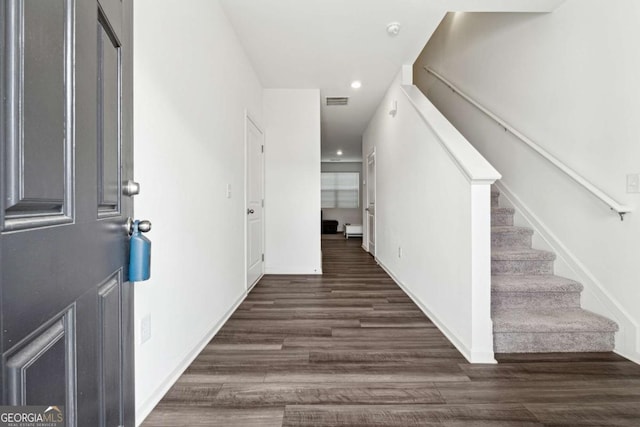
xmin=321 ymin=172 xmax=359 ymax=208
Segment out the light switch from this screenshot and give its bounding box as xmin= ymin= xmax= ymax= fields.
xmin=226 ymin=184 xmax=232 ymax=198
xmin=627 ymin=174 xmax=640 ymax=193
xmin=141 ymin=314 xmax=151 ymax=344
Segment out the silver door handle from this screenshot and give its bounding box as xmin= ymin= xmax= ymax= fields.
xmin=123 ymin=180 xmax=140 ymax=196
xmin=126 ymin=218 xmax=152 ymax=235
xmin=247 ymin=209 xmax=255 ymax=214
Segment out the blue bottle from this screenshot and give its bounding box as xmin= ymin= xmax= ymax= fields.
xmin=129 ymin=220 xmax=151 ymax=281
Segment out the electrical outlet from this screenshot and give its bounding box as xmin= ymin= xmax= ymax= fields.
xmin=141 ymin=314 xmax=151 ymax=344
xmin=627 ymin=174 xmax=640 ymax=193
xmin=398 ymin=246 xmax=402 ymax=258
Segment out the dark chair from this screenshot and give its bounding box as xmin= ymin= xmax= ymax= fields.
xmin=322 ymin=219 xmax=339 ymax=234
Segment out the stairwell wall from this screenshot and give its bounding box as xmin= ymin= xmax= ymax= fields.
xmin=414 ymin=1 xmax=640 ymax=362
xmin=363 ymin=71 xmax=498 ymax=363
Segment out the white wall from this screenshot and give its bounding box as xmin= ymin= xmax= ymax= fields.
xmin=264 ymin=90 xmax=322 ymax=274
xmin=363 ymin=71 xmax=499 ymax=362
xmin=414 ymin=1 xmax=640 ymax=362
xmin=321 ymin=162 xmax=363 ymax=232
xmin=133 ymin=1 xmax=263 ymax=424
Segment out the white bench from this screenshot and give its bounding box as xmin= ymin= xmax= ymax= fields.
xmin=344 ymin=224 xmax=363 ymax=239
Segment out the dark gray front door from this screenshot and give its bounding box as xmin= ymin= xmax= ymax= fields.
xmin=1 ymin=0 xmax=134 ymax=425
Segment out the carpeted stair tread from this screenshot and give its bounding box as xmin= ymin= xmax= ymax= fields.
xmin=493 ymin=330 xmax=615 ymax=353
xmin=491 ymin=249 xmax=556 ymax=261
xmin=493 ymin=308 xmax=619 ymax=333
xmin=492 ymin=275 xmax=583 ymax=293
xmin=492 ymin=207 xmax=514 ymax=215
xmin=492 ymin=226 xmax=534 ymax=249
xmin=491 ymin=207 xmax=515 ymax=226
xmin=491 ymin=189 xmax=500 ymax=207
xmin=490 ymin=186 xmax=617 ymax=352
xmin=491 ymin=226 xmax=533 ymax=234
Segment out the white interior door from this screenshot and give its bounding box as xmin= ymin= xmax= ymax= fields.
xmin=246 ymin=115 xmax=264 ymax=289
xmin=367 ymin=152 xmax=376 ymax=256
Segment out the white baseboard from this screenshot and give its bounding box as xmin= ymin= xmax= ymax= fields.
xmin=247 ymin=273 xmax=264 ymax=292
xmin=265 ymin=265 xmax=322 ymax=275
xmin=617 ymin=350 xmax=640 ymax=365
xmin=135 ymin=290 xmax=249 ymax=426
xmin=377 ymin=260 xmax=496 ymax=364
xmin=495 ymin=181 xmax=640 ymax=365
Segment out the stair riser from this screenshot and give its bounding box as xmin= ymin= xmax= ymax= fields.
xmin=492 ymin=291 xmax=580 ymax=310
xmin=494 ymin=331 xmax=615 ymax=353
xmin=492 ymin=213 xmax=513 ymax=226
xmin=492 ymin=260 xmax=554 ymax=275
xmin=492 ymin=232 xmax=532 ymax=249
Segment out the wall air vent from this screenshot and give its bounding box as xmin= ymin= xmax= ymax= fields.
xmin=326 ymin=97 xmax=349 ymax=106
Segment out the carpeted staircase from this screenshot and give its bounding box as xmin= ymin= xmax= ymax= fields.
xmin=491 ymin=187 xmax=618 ymax=353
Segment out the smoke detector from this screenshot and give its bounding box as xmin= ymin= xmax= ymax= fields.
xmin=386 ymin=22 xmax=401 ymax=37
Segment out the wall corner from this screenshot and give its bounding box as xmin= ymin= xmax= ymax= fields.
xmin=401 ymin=64 xmax=413 ymax=86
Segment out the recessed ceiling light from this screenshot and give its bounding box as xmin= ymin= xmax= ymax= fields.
xmin=351 ymin=80 xmax=362 ymax=89
xmin=336 ymin=150 xmax=343 ymax=156
xmin=386 ymin=22 xmax=401 ymax=37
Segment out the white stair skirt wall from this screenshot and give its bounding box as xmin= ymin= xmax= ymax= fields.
xmin=363 ymin=70 xmax=500 ymax=363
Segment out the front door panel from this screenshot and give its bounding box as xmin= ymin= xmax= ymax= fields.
xmin=1 ymin=0 xmax=135 ymax=425
xmin=98 ymin=274 xmax=122 ymax=427
xmin=2 ymin=0 xmax=73 ymax=231
xmin=6 ymin=310 xmax=74 ymax=409
xmin=97 ymin=14 xmax=122 ymax=217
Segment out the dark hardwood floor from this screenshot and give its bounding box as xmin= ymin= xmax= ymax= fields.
xmin=143 ymin=237 xmax=640 ymax=426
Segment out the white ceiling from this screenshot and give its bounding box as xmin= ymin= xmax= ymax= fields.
xmin=219 ymin=0 xmax=565 ymax=162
